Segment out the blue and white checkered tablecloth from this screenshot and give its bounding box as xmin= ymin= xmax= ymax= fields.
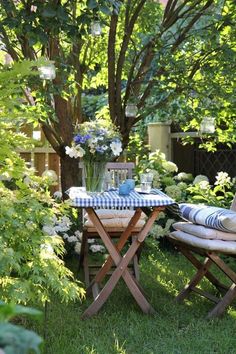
xmin=67 ymin=187 xmax=178 ymax=209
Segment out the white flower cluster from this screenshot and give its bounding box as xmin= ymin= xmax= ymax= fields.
xmin=215 ymin=171 xmax=232 ymax=186
xmin=162 ymin=161 xmax=178 ymax=173
xmin=42 ymin=215 xmax=82 ymax=255
xmin=149 ymin=218 xmax=175 ymax=238
xmin=165 ymin=184 xmax=183 ymax=201
xmin=193 ymin=175 xmax=209 ymax=185
xmin=174 ymin=172 xmax=193 ymax=181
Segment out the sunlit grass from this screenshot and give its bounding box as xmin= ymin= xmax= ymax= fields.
xmin=30 ymin=239 xmax=236 ymax=354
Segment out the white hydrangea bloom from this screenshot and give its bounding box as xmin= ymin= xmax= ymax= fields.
xmin=215 ymin=172 xmax=232 ymax=186
xmin=90 ymin=244 xmax=105 ymax=253
xmin=193 ymin=175 xmax=209 ymax=185
xmin=165 ymin=185 xmax=182 ymax=201
xmin=42 ymin=225 xmax=56 ymax=236
xmin=198 ymin=180 xmax=210 ymax=189
xmin=162 ymin=161 xmax=178 ymax=173
xmin=87 ymin=238 xmax=95 ymax=244
xmin=74 ymin=230 xmax=82 ymax=241
xmin=174 ymin=172 xmax=193 ymax=181
xmin=74 ymin=242 xmax=81 ymax=254
xmin=67 ymin=235 xmax=78 ymax=243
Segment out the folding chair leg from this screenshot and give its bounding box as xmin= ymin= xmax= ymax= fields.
xmin=176 ymin=257 xmax=213 ymax=303
xmin=207 ymin=283 xmax=236 ymax=319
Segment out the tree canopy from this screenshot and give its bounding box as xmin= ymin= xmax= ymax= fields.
xmin=0 ymin=0 xmax=235 ymax=190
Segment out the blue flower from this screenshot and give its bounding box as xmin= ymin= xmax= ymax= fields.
xmin=74 ymin=134 xmax=91 ymax=144
xmin=96 ymin=146 xmax=105 ymax=154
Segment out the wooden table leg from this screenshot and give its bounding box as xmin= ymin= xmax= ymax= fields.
xmin=82 ymin=207 xmax=163 ymax=319
xmin=87 ymin=208 xmax=142 ymax=292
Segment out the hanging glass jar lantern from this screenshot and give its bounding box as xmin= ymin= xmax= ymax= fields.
xmin=91 ymin=21 xmax=102 ymax=36
xmin=200 ymin=117 xmax=215 ymax=134
xmin=125 ymin=103 xmax=138 ymax=117
xmin=39 ymin=63 xmax=56 ymax=80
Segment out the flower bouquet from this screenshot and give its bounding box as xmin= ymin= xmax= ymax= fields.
xmin=65 ymin=120 xmax=122 ymax=192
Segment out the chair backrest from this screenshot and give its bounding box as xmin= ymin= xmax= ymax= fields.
xmin=106 ymin=162 xmax=134 ymax=188
xmin=230 ymin=194 xmax=236 ymax=211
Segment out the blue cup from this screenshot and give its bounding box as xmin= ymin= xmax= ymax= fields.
xmin=119 ymin=183 xmax=131 ymax=196
xmin=124 ymin=179 xmax=135 ymax=191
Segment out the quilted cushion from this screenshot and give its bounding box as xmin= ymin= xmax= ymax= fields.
xmin=179 ymin=203 xmax=236 ymax=233
xmin=173 ymin=222 xmax=236 ymax=241
xmin=169 ymin=230 xmax=236 ymax=254
xmin=84 ymin=209 xmax=146 ymax=220
xmin=84 ymin=218 xmax=145 ymax=229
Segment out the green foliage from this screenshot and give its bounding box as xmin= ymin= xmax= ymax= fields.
xmin=125 ymin=132 xmax=150 ymax=167
xmin=0 ymin=61 xmax=85 ymax=305
xmin=187 ymin=171 xmax=236 ymax=208
xmin=0 ymin=302 xmax=42 ymax=354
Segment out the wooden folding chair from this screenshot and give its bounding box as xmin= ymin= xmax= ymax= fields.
xmin=79 ymin=162 xmax=142 ymax=287
xmin=167 ymin=195 xmax=236 ymax=319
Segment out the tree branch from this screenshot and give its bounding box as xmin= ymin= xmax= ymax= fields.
xmin=108 ymin=14 xmax=118 ymax=125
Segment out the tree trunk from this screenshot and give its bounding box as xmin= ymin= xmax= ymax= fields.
xmin=60 ymin=155 xmax=82 ymax=197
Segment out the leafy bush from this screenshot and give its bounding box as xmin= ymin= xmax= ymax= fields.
xmin=186 ymin=172 xmax=236 ymax=208
xmin=0 ymin=61 xmax=85 ymax=305
xmin=0 ymin=302 xmax=42 ymax=354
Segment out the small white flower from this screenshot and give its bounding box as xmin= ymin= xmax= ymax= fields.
xmin=54 ymin=224 xmax=70 ymax=232
xmin=215 ymin=172 xmax=232 ymax=186
xmin=90 ymin=244 xmax=105 ymax=253
xmin=65 ymin=145 xmax=85 ymax=158
xmin=63 ymin=233 xmax=69 ymax=240
xmin=42 ymin=225 xmax=56 ymax=236
xmin=74 ymin=242 xmax=81 ymax=254
xmin=87 ymin=238 xmax=95 ymax=244
xmin=67 ymin=235 xmax=78 ymax=243
xmin=74 ymin=230 xmax=82 ymax=241
xmin=53 ymin=191 xmax=62 ymax=199
xmin=110 ymin=141 xmax=122 ymax=156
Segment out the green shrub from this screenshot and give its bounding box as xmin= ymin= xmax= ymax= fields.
xmin=0 ymin=301 xmax=42 ymax=354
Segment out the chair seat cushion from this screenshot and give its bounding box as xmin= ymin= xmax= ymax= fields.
xmin=84 ymin=209 xmax=146 ymax=220
xmin=173 ymin=222 xmax=236 ymax=241
xmin=169 ymin=230 xmax=236 ymax=254
xmin=179 ymin=203 xmax=236 ymax=233
xmin=84 ymin=217 xmax=145 ymax=230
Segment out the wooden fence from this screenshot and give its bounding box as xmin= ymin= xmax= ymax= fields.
xmin=19 ymin=147 xmax=60 ymax=192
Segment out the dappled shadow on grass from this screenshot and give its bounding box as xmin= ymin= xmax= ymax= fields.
xmin=32 ymin=243 xmax=236 ymax=354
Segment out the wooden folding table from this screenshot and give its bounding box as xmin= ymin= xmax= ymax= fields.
xmin=68 ymin=187 xmax=176 ymax=319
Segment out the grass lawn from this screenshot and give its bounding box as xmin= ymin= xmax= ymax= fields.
xmin=32 ymin=239 xmax=236 ymax=354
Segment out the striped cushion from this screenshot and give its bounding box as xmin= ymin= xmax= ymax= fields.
xmin=180 ymin=203 xmax=236 ymax=233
